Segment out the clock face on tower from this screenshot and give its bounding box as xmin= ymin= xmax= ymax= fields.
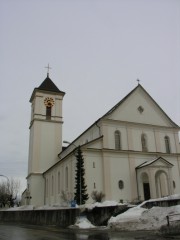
xmin=44 ymin=97 xmax=55 ymax=107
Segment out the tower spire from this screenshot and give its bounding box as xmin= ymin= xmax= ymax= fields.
xmin=45 ymin=63 xmax=52 ymax=77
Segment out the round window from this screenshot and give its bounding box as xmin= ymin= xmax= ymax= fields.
xmin=118 ymin=180 xmax=124 ymax=190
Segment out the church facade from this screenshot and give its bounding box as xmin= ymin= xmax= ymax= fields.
xmin=24 ymin=75 xmax=180 ymax=206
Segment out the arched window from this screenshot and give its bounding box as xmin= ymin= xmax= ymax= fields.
xmin=165 ymin=136 xmax=171 ymax=153
xmin=58 ymin=172 xmax=60 ymax=194
xmin=65 ymin=167 xmax=68 ymax=189
xmin=115 ymin=130 xmax=121 ymax=150
xmin=141 ymin=134 xmax=148 ymax=152
xmin=118 ymin=180 xmax=124 ymax=190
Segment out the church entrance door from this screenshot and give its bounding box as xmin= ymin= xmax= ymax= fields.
xmin=143 ymin=182 xmax=150 ymax=200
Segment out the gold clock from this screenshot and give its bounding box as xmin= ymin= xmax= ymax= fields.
xmin=44 ymin=97 xmax=55 ymax=107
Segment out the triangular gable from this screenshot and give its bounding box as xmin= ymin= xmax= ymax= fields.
xmin=102 ymin=84 xmax=179 ymax=128
xmin=136 ymin=157 xmax=173 ymax=169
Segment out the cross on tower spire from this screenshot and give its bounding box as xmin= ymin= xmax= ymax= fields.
xmin=45 ymin=63 xmax=52 ymax=77
xmin=137 ymin=79 xmax=140 ymax=85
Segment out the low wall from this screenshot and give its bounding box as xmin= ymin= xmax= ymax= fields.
xmin=0 ymin=205 xmax=128 ymax=227
xmin=0 ymin=208 xmax=80 ymax=227
xmin=142 ymin=199 xmax=180 ymax=209
xmin=85 ymin=205 xmax=128 ymax=226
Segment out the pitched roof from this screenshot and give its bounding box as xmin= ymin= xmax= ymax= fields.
xmin=37 ymin=75 xmax=62 ymax=93
xmin=136 ymin=156 xmax=173 ymax=169
xmin=30 ymin=74 xmax=65 ymax=102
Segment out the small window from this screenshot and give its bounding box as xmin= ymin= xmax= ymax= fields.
xmin=173 ymin=181 xmax=176 ymax=189
xmin=118 ymin=180 xmax=124 ymax=190
xmin=115 ymin=130 xmax=121 ymax=150
xmin=94 ymin=182 xmax=96 ymax=189
xmin=141 ymin=134 xmax=148 ymax=152
xmin=137 ymin=106 xmax=144 ymax=114
xmin=165 ymin=136 xmax=171 ymax=153
xmin=93 ymin=162 xmax=95 ymax=168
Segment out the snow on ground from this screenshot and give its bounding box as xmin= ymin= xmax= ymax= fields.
xmin=73 ymin=216 xmax=96 ymax=229
xmin=84 ymin=200 xmax=122 ymax=210
xmin=108 ymin=204 xmax=180 ymax=231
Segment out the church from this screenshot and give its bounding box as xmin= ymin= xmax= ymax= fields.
xmin=23 ymin=74 xmax=180 ymax=206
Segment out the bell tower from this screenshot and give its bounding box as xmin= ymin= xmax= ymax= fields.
xmin=26 ymin=74 xmax=65 ymax=206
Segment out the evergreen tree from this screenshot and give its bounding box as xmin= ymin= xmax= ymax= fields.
xmin=74 ymin=146 xmax=89 ymax=205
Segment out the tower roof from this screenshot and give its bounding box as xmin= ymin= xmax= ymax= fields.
xmin=37 ymin=75 xmax=62 ymax=93
xmin=30 ymin=74 xmax=65 ymax=102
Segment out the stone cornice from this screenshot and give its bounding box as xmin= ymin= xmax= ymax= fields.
xmin=101 ymin=118 xmax=180 ymax=131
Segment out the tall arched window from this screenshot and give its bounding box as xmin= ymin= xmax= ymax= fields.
xmin=51 ymin=175 xmax=54 ymax=196
xmin=46 ymin=106 xmax=52 ymax=120
xmin=65 ymin=167 xmax=68 ymax=189
xmin=115 ymin=130 xmax=121 ymax=150
xmin=58 ymin=171 xmax=60 ymax=194
xmin=46 ymin=178 xmax=48 ymax=197
xmin=141 ymin=134 xmax=148 ymax=152
xmin=165 ymin=136 xmax=171 ymax=153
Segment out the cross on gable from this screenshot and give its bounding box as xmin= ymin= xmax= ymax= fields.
xmin=137 ymin=79 xmax=140 ymax=84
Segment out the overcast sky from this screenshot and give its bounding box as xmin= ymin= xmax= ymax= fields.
xmin=0 ymin=0 xmax=180 ymax=192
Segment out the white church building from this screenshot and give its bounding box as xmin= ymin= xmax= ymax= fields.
xmin=24 ymin=74 xmax=180 ymax=206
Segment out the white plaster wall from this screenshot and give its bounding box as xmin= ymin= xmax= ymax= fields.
xmin=44 ymin=155 xmax=76 ymax=206
xmin=27 ymin=174 xmax=44 ymax=206
xmin=130 ymin=127 xmax=157 ymax=152
xmin=158 ymin=131 xmax=177 ymax=153
xmin=103 ymin=123 xmax=128 ymax=150
xmin=60 ymin=124 xmax=100 ymax=159
xmin=85 ymin=152 xmax=103 ymax=201
xmin=163 ymin=156 xmax=180 ymax=193
xmin=109 ymin=155 xmax=132 ymax=202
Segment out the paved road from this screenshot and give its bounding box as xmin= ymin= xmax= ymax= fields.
xmin=0 ymin=223 xmax=178 ymax=240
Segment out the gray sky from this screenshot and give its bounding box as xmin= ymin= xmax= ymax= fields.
xmin=0 ymin=0 xmax=180 ymax=192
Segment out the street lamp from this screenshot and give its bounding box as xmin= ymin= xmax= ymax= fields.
xmin=63 ymin=140 xmax=77 ymax=148
xmin=0 ymin=175 xmax=10 ymax=182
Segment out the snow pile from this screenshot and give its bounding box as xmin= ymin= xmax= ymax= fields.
xmin=5 ymin=205 xmax=34 ymax=211
xmin=85 ymin=200 xmax=122 ymax=210
xmin=109 ymin=205 xmax=180 ymax=231
xmin=139 ymin=194 xmax=180 ymax=207
xmin=73 ymin=216 xmax=95 ymax=229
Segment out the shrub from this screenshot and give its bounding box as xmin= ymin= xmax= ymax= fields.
xmin=91 ymin=191 xmax=105 ymax=203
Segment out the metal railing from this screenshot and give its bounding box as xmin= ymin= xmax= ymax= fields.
xmin=166 ymin=213 xmax=180 ymax=226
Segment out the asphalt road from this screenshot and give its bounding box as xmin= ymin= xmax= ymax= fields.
xmin=0 ymin=223 xmax=178 ymax=240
